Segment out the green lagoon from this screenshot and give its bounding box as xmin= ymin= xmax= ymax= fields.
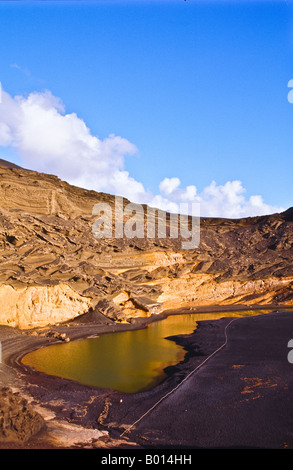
xmin=22 ymin=310 xmax=273 ymax=393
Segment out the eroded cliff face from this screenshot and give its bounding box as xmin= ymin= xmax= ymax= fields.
xmin=0 ymin=284 xmax=91 ymax=329
xmin=0 ymin=161 xmax=293 ymax=328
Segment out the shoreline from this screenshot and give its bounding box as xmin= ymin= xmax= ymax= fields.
xmin=5 ymin=302 xmax=287 ymax=365
xmin=4 ymin=303 xmax=289 ymax=380
xmin=0 ymin=303 xmax=292 ymax=448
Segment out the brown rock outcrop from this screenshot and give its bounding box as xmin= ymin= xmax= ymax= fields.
xmin=0 ymin=387 xmax=45 ymax=443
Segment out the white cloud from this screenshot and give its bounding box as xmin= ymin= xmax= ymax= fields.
xmin=0 ymin=88 xmax=143 ymax=200
xmin=0 ymin=87 xmax=284 ymax=219
xmin=159 ymin=177 xmax=181 ymax=196
xmin=10 ymin=63 xmax=32 ymax=79
xmin=196 ymin=180 xmax=283 ymax=218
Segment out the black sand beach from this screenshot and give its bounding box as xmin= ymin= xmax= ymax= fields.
xmin=1 ymin=307 xmax=293 ymax=449
xmin=126 ymin=310 xmax=293 ymax=449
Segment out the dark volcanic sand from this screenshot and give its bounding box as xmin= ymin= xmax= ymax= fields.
xmin=122 ymin=311 xmax=293 ymax=449
xmin=1 ymin=307 xmax=293 ymax=449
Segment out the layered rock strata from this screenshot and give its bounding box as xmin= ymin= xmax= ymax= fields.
xmin=0 ymin=161 xmax=292 ymax=328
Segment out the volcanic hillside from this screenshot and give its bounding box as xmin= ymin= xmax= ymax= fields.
xmin=0 ymin=160 xmax=292 ymax=328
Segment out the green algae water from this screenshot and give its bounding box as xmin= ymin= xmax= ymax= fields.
xmin=22 ymin=310 xmax=274 ymax=393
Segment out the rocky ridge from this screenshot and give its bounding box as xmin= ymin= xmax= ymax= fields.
xmin=0 ymin=160 xmax=293 ymax=328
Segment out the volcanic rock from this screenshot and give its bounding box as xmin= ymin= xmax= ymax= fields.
xmin=0 ymin=159 xmax=292 ymax=328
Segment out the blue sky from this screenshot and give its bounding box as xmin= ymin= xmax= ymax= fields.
xmin=0 ymin=0 xmax=292 ymax=217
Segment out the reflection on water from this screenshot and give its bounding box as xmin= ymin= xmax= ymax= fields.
xmin=22 ymin=310 xmax=273 ymax=393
